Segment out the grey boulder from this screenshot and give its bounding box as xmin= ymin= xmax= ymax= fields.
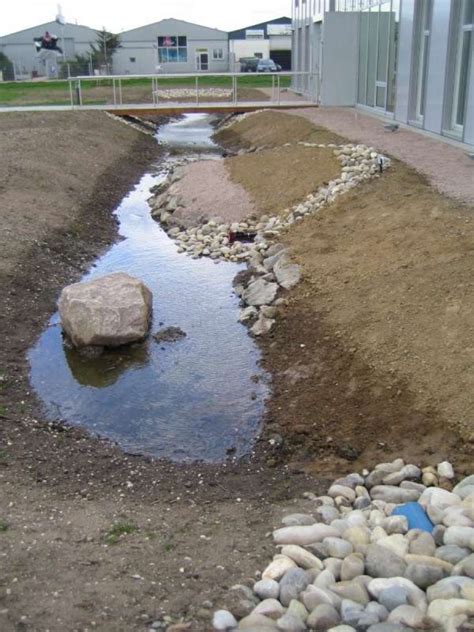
xmin=58 ymin=272 xmax=152 ymax=348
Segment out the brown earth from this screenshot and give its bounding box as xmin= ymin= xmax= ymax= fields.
xmin=214 ymin=110 xmax=343 ymax=149
xmin=0 ymin=111 xmax=318 ymax=632
xmin=225 ymin=145 xmax=340 ymax=215
xmin=1 ymin=107 xmax=473 ymax=631
xmin=218 ymin=111 xmax=474 ymax=477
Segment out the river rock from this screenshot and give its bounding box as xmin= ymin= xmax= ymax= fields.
xmin=368 ymin=578 xmax=427 ymax=611
xmin=287 ymin=599 xmax=309 ymax=622
xmin=224 ymin=584 xmax=258 ymax=619
xmin=307 ymin=604 xmax=340 ymax=630
xmin=301 ymin=585 xmax=340 ymax=611
xmin=276 ymin=613 xmax=306 ymax=632
xmin=238 ymin=613 xmax=278 ymax=629
xmin=262 ymin=555 xmax=297 ymax=580
xmin=387 ymin=605 xmax=426 ymax=628
xmin=254 ymin=578 xmax=280 ymax=600
xmin=58 ymin=272 xmax=152 ymax=348
xmin=340 ymin=554 xmax=365 ymax=581
xmin=330 ymin=581 xmax=370 ymax=605
xmin=378 ymin=586 xmax=410 ymax=611
xmin=213 ymin=609 xmax=238 ymax=631
xmin=365 ymin=544 xmax=406 ymax=578
xmin=280 ymin=568 xmax=310 ymax=606
xmin=435 ymin=544 xmax=470 ymax=565
xmin=437 ymin=461 xmax=455 ymax=479
xmin=382 ymin=465 xmax=421 ymax=486
xmin=323 ymin=537 xmax=353 ymax=559
xmin=242 ymin=278 xmax=278 ymax=306
xmin=281 ymin=545 xmax=324 ymax=570
xmin=250 ymin=313 xmax=275 ymax=336
xmin=407 ymin=531 xmax=436 ymax=557
xmin=370 ymin=486 xmax=420 ymax=504
xmin=426 ymin=576 xmax=474 ymax=602
xmin=427 ymin=598 xmax=474 ymax=626
xmin=273 ymin=256 xmax=301 ymax=290
xmin=273 ymin=524 xmax=340 ymax=546
xmin=252 ymin=598 xmax=285 ymax=619
xmin=444 ymin=526 xmax=474 ymax=549
xmin=405 ymin=562 xmax=445 ymax=590
xmin=281 ymin=514 xmax=316 ymax=527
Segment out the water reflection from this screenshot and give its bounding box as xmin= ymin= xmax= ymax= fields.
xmin=28 ymin=114 xmax=268 ymax=462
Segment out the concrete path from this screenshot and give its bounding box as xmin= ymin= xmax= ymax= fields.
xmin=292 ymin=107 xmax=474 ymax=205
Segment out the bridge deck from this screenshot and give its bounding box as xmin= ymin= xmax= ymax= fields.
xmin=0 ymin=101 xmax=316 ymax=115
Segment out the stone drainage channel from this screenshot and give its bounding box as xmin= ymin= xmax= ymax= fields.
xmin=29 ymin=112 xmax=389 ymax=464
xmin=29 ymin=114 xmax=268 ymax=463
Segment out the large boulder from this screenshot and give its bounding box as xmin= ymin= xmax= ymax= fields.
xmin=58 ymin=272 xmax=152 ymax=348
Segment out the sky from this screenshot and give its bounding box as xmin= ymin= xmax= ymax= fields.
xmin=1 ymin=0 xmax=292 ymax=36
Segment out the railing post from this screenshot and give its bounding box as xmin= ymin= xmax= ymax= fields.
xmin=76 ymin=79 xmax=82 ymax=106
xmin=119 ymin=78 xmax=123 ymax=105
xmin=272 ymin=74 xmax=275 ymax=102
xmin=195 ymin=76 xmax=199 ymax=105
xmin=112 ymin=78 xmax=116 ymax=105
xmin=277 ymin=75 xmax=281 ymax=105
xmin=69 ymin=78 xmax=74 ymax=107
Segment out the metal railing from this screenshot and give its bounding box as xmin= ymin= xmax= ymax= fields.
xmin=68 ymin=71 xmax=316 ymax=108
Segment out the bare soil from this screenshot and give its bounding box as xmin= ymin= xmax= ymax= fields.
xmin=218 ymin=111 xmax=474 ymax=477
xmin=225 ymin=145 xmax=340 ymax=215
xmin=214 ymin=110 xmax=343 ymax=149
xmin=0 ymin=111 xmax=317 ymax=632
xmin=1 ymin=107 xmax=473 ymax=631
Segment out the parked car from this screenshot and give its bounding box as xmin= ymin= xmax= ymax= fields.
xmin=256 ymin=59 xmax=282 ymax=72
xmin=239 ymin=57 xmax=259 ymax=72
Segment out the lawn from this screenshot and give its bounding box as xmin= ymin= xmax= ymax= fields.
xmin=0 ymin=75 xmax=292 ymax=107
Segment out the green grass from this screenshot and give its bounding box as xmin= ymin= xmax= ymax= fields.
xmin=104 ymin=520 xmax=138 ymax=545
xmin=0 ymin=75 xmax=291 ymax=107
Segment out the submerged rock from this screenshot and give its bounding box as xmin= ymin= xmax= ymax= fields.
xmin=153 ymin=326 xmax=187 ymax=343
xmin=59 ymin=272 xmax=152 ymax=348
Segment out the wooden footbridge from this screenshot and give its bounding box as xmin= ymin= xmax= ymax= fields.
xmin=0 ymin=72 xmax=318 ymax=115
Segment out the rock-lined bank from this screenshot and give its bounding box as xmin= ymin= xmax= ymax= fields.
xmin=212 ymin=458 xmax=474 ymax=631
xmin=148 ymin=122 xmax=390 ymax=337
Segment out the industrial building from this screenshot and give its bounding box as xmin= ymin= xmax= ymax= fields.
xmin=292 ymin=0 xmax=474 ymax=147
xmin=228 ymin=16 xmax=292 ymax=70
xmin=0 ymin=21 xmax=97 ymax=79
xmin=113 ymin=19 xmax=229 ymax=75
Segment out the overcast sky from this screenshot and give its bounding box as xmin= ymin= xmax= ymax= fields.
xmin=1 ymin=0 xmax=292 ymax=36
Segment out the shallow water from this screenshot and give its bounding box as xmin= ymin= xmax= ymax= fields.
xmin=28 ymin=114 xmax=267 ymax=462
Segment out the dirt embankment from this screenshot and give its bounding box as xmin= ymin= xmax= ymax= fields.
xmin=0 ymin=111 xmax=317 ymax=632
xmin=217 ymin=111 xmax=474 ymax=477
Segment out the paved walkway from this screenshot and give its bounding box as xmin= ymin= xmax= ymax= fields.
xmin=292 ymin=107 xmax=474 ymax=205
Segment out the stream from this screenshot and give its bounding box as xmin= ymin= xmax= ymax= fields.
xmin=28 ymin=114 xmax=268 ymax=462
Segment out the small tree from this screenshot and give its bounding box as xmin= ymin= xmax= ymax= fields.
xmin=0 ymin=52 xmax=14 ymax=81
xmin=90 ymin=28 xmax=121 ymax=71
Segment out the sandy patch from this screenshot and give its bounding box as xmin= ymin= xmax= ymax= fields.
xmin=171 ymin=159 xmax=257 ymax=226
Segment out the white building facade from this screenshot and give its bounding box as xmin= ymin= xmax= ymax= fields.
xmin=113 ymin=19 xmax=229 ymax=75
xmin=292 ymin=0 xmax=474 ymax=147
xmin=0 ymin=21 xmax=97 ymax=79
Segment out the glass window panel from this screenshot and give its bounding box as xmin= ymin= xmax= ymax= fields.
xmin=377 ymin=5 xmax=390 ymax=82
xmin=178 ymin=36 xmax=187 ymax=47
xmin=178 ymin=48 xmax=188 ymax=62
xmin=366 ymin=6 xmax=378 ymax=107
xmin=456 ymin=30 xmax=472 ymax=126
xmin=463 ymin=1 xmax=474 ymax=25
xmin=386 ymin=1 xmax=399 ymax=112
xmin=376 ymin=85 xmax=386 ymax=107
xmin=358 ymin=11 xmax=369 ymax=104
xmin=167 ymin=48 xmax=177 ymax=62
